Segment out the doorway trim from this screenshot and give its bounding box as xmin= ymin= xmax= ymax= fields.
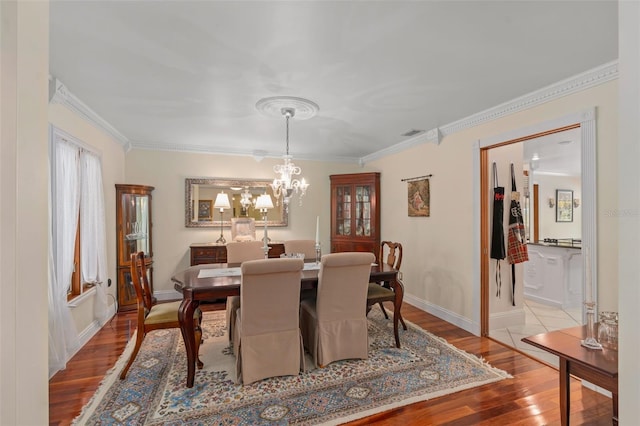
xmin=473 ymin=108 xmax=597 ymax=336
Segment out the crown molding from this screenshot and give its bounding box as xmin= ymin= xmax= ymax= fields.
xmin=361 ymin=60 xmax=618 ymax=164
xmin=50 ymin=60 xmax=617 ymax=164
xmin=49 ymin=78 xmax=130 ymax=148
xmin=129 ymin=141 xmax=359 ymax=164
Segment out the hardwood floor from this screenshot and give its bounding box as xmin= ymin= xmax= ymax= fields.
xmin=49 ymin=303 xmax=614 ymax=425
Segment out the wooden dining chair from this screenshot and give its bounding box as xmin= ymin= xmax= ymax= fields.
xmin=120 ymin=251 xmax=202 ymax=380
xmin=225 ymin=240 xmax=265 ymax=342
xmin=366 ymin=241 xmax=407 ymax=330
xmin=233 ymin=258 xmax=305 ymax=384
xmin=300 ymin=252 xmax=375 ymax=367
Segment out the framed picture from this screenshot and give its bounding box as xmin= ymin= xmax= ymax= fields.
xmin=555 ymin=189 xmax=573 ymax=222
xmin=198 ymin=199 xmax=213 ymax=221
xmin=407 ymin=178 xmax=430 ymax=217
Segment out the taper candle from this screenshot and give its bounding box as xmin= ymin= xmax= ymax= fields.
xmin=315 ymin=216 xmax=320 ymax=245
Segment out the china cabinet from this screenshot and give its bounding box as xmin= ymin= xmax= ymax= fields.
xmin=116 ymin=184 xmax=154 ymax=311
xmin=330 ymin=172 xmax=380 ymax=261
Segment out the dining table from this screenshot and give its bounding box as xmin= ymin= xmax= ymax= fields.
xmin=172 ymin=261 xmax=403 ymax=388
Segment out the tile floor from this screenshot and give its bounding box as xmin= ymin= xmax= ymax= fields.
xmin=489 ymin=299 xmax=583 ymax=367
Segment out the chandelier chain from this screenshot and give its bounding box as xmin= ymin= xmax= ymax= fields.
xmin=286 ymin=113 xmax=290 ymax=156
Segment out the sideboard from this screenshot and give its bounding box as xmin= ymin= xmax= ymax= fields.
xmin=190 ymin=242 xmax=285 ymax=265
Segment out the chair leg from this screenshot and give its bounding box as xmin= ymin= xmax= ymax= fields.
xmin=119 ymin=329 xmax=145 ymax=380
xmin=195 ymin=320 xmax=204 ymax=370
xmin=378 ymin=302 xmax=390 ymax=319
xmin=399 ymin=312 xmax=407 ymax=330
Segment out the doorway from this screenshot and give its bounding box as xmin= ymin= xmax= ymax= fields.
xmin=486 ymin=128 xmax=583 ymax=364
xmin=476 ymin=108 xmax=597 ymax=364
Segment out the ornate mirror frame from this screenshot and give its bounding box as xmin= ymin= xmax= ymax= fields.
xmin=185 ymin=178 xmax=288 ymax=228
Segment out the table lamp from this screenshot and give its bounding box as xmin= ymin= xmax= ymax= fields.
xmin=255 ymin=193 xmax=274 ymax=258
xmin=213 ymin=191 xmax=231 ymax=244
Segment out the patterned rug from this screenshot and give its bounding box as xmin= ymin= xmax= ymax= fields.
xmin=73 ymin=309 xmax=511 ymax=425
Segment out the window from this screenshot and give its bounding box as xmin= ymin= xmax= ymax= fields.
xmin=50 ymin=126 xmax=108 ymax=303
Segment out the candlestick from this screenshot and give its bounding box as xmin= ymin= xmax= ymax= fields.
xmin=315 ymin=216 xmax=320 ymax=245
xmin=581 ymin=301 xmax=602 ymax=350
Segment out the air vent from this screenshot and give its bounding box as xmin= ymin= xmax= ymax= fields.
xmin=401 ymin=129 xmax=425 ymax=137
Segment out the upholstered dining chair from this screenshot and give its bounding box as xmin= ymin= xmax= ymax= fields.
xmin=225 ymin=240 xmax=266 ymax=342
xmin=225 ymin=240 xmax=265 ymax=263
xmin=283 ymin=239 xmax=317 ymax=260
xmin=233 ymin=258 xmax=305 ymax=384
xmin=120 ymin=251 xmax=202 ymax=380
xmin=366 ymin=241 xmax=407 ymax=331
xmin=300 ymin=252 xmax=375 ymax=368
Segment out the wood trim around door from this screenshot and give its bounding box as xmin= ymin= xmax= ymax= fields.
xmin=480 ymin=148 xmax=489 ymax=336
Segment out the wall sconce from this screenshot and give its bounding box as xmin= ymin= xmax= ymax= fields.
xmin=573 ymin=198 xmax=580 ymax=208
xmin=548 ymin=198 xmax=555 ymax=208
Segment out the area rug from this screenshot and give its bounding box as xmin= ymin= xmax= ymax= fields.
xmin=73 ymin=309 xmax=511 ymax=425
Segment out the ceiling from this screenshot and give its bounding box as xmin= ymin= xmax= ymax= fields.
xmin=524 ymin=128 xmax=581 ymax=177
xmin=49 ymin=1 xmax=618 ymax=163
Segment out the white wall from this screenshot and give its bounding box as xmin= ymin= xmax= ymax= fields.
xmin=0 ymin=1 xmax=49 ymax=425
xmin=369 ymin=80 xmax=618 ymax=333
xmin=535 ymin=174 xmax=581 ymax=239
xmin=617 ymin=1 xmax=640 ymax=423
xmin=48 ymin=104 xmax=126 ymax=333
xmin=124 ymin=150 xmax=360 ymax=297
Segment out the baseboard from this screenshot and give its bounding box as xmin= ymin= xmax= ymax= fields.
xmin=523 ymin=293 xmax=563 ymax=308
xmin=581 ymin=380 xmax=613 ymax=398
xmin=403 ymin=293 xmax=479 ymax=335
xmin=489 ymin=308 xmax=526 ymax=331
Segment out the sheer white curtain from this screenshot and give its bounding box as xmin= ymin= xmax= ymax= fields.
xmin=48 ymin=139 xmax=81 ymax=376
xmin=80 ymin=151 xmax=108 ymax=322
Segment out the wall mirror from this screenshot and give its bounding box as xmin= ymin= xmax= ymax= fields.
xmin=185 ymin=178 xmax=288 ymax=228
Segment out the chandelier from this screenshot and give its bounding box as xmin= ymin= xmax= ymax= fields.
xmin=271 ymin=108 xmax=309 ymax=209
xmin=256 ymin=96 xmax=318 ymax=211
xmin=239 ymin=188 xmax=255 ymax=210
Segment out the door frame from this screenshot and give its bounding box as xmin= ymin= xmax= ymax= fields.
xmin=474 ymin=108 xmax=597 ymax=336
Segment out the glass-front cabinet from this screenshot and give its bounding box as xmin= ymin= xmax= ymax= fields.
xmin=116 ymin=184 xmax=154 ymax=311
xmin=330 ymin=173 xmax=380 ymax=261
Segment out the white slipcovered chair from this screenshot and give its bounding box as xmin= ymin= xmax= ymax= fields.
xmin=225 ymin=240 xmax=265 ymax=342
xmin=233 ymin=258 xmax=305 ymax=384
xmin=300 ymin=252 xmax=375 ymax=367
xmin=283 ymin=239 xmax=317 ymax=259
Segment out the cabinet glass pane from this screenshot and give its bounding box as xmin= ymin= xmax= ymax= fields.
xmin=355 ymin=185 xmax=372 ymax=236
xmin=121 ymin=269 xmax=136 ymax=303
xmin=122 ymin=194 xmax=150 ymax=260
xmin=336 ymin=185 xmax=351 ymax=236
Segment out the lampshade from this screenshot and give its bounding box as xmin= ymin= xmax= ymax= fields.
xmin=254 ymin=194 xmax=274 ymax=211
xmin=213 ymin=192 xmax=231 ymax=209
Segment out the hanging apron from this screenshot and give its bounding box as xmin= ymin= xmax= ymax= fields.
xmin=507 ymin=163 xmax=529 ymax=306
xmin=490 ymin=163 xmax=506 ymax=298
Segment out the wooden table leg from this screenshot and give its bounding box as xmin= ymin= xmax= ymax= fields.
xmin=559 ymin=357 xmax=570 ymax=426
xmin=612 ymin=392 xmax=618 ymax=425
xmin=178 ymin=298 xmax=198 ymax=388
